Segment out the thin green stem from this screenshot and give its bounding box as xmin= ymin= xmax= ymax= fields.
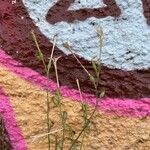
xmin=31 ymin=30 xmax=47 ymax=73
xmin=80 ymin=129 xmax=86 ymax=150
xmin=47 ymin=94 xmax=51 ymax=149
xmin=69 ymin=28 xmax=104 ymax=150
xmin=58 ymin=106 xmax=65 ymax=150
xmin=53 ymin=57 xmax=66 ymax=150
xmin=76 ymin=79 xmax=83 ymax=103
xmin=65 ymin=45 xmax=96 ymax=88
xmin=46 ymin=35 xmax=57 ymax=150
xmin=64 ymin=43 xmax=90 ymax=77
xmin=69 ymin=102 xmax=97 ymax=150
xmin=76 ymin=79 xmax=86 ymax=150
xmin=31 ymin=31 xmax=57 ymax=150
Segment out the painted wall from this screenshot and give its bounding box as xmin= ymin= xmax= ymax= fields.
xmin=23 ymin=0 xmax=150 ymax=71
xmin=0 ymin=0 xmax=150 ymax=149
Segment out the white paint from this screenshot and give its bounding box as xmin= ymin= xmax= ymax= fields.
xmin=12 ymin=0 xmax=17 ymax=4
xmin=21 ymin=16 xmax=24 ymax=19
xmin=22 ymin=0 xmax=150 ymax=70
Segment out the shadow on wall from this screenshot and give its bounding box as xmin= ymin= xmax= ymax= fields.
xmin=0 ymin=115 xmax=12 ymax=149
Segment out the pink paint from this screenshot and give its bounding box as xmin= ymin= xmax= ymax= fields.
xmin=0 ymin=49 xmax=150 ymax=117
xmin=0 ymin=87 xmax=27 ymax=150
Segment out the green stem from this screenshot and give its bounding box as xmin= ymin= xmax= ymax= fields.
xmin=69 ymin=101 xmax=98 ymax=150
xmin=80 ymin=130 xmax=86 ymax=150
xmin=31 ymin=31 xmax=57 ymax=150
xmin=46 ymin=71 xmax=51 ymax=150
xmin=53 ymin=57 xmax=66 ymax=150
xmin=46 ymin=89 xmax=51 ymax=150
xmin=69 ymin=28 xmax=103 ymax=150
xmin=31 ymin=30 xmax=47 ymax=72
xmin=46 ymin=35 xmax=57 ymax=150
xmin=58 ymin=106 xmax=65 ymax=150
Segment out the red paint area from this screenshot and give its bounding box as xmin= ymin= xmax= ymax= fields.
xmin=46 ymin=0 xmax=121 ymax=24
xmin=142 ymin=0 xmax=150 ymax=25
xmin=0 ymin=0 xmax=150 ymax=99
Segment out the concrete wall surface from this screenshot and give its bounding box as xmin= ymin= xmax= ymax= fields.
xmin=0 ymin=0 xmax=150 ymax=149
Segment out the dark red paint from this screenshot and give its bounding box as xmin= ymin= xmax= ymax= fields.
xmin=47 ymin=0 xmax=121 ymax=24
xmin=142 ymin=0 xmax=150 ymax=25
xmin=0 ymin=0 xmax=149 ymax=99
xmin=47 ymin=0 xmax=150 ymax=25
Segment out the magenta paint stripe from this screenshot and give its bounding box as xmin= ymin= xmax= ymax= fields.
xmin=0 ymin=87 xmax=27 ymax=150
xmin=0 ymin=49 xmax=150 ymax=117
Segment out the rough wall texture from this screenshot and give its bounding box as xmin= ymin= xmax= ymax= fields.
xmin=24 ymin=0 xmax=150 ymax=71
xmin=0 ymin=0 xmax=150 ymax=149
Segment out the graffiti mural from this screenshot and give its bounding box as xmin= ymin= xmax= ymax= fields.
xmin=23 ymin=0 xmax=150 ymax=70
xmin=0 ymin=87 xmax=27 ymax=150
xmin=0 ymin=0 xmax=150 ymax=149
